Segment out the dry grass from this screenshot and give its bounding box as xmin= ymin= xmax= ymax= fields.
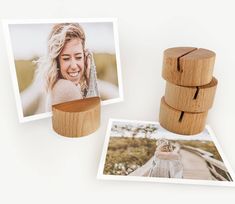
xmin=15 ymin=60 xmax=36 ymax=92
xmin=104 ymin=137 xmax=156 ymax=175
xmin=94 ymin=53 xmax=118 ymax=86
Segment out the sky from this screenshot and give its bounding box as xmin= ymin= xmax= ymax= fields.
xmin=8 ymin=22 xmax=116 ymax=60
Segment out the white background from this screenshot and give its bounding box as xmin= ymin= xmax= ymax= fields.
xmin=0 ymin=0 xmax=235 ymax=203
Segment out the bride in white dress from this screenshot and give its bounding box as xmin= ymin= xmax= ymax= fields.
xmin=149 ymin=139 xmax=183 ymax=178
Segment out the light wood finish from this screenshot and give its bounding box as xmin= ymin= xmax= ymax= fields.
xmin=159 ymin=97 xmax=208 ymax=135
xmin=164 ymin=77 xmax=218 ymax=112
xmin=52 ymin=97 xmax=100 ymax=138
xmin=162 ymin=47 xmax=216 ymax=86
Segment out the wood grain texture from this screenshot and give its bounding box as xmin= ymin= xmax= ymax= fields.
xmin=162 ymin=47 xmax=216 ymax=86
xmin=52 ymin=97 xmax=100 ymax=138
xmin=159 ymin=97 xmax=208 ymax=135
xmin=164 ymin=77 xmax=218 ymax=112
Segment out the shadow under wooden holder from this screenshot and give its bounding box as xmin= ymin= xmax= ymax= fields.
xmin=52 ymin=97 xmax=100 ymax=138
xmin=162 ymin=47 xmax=216 ymax=86
xmin=164 ymin=77 xmax=218 ymax=112
xmin=159 ymin=97 xmax=208 ymax=135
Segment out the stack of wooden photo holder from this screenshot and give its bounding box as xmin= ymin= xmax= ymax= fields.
xmin=159 ymin=47 xmax=218 ymax=135
xmin=52 ymin=97 xmax=101 ymax=138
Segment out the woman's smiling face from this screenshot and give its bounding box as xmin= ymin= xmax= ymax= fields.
xmin=58 ymin=38 xmax=85 ymax=85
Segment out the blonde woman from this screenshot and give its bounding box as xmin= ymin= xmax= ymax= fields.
xmin=148 ymin=139 xmax=183 ymax=178
xmin=35 ymin=23 xmax=99 ymax=111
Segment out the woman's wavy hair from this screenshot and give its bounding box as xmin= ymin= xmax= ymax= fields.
xmin=35 ymin=23 xmax=86 ymax=92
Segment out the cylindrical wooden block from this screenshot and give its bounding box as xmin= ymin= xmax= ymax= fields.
xmin=162 ymin=47 xmax=216 ymax=86
xmin=52 ymin=97 xmax=100 ymax=138
xmin=164 ymin=77 xmax=218 ymax=112
xmin=159 ymin=97 xmax=208 ymax=135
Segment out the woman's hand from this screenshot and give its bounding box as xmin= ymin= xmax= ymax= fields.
xmin=51 ymin=79 xmax=83 ymax=105
xmin=84 ymin=49 xmax=92 ymax=85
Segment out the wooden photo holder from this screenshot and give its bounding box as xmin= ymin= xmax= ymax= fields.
xmin=162 ymin=47 xmax=216 ymax=86
xmin=159 ymin=97 xmax=208 ymax=135
xmin=164 ymin=77 xmax=218 ymax=112
xmin=52 ymin=97 xmax=101 ymax=138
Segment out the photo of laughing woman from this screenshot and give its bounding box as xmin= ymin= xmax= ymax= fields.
xmin=7 ymin=20 xmax=122 ymax=121
xmin=37 ymin=23 xmax=99 ymax=107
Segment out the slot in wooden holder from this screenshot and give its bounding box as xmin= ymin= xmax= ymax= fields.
xmin=162 ymin=47 xmax=216 ymax=86
xmin=164 ymin=77 xmax=218 ymax=112
xmin=52 ymin=97 xmax=100 ymax=138
xmin=159 ymin=97 xmax=208 ymax=135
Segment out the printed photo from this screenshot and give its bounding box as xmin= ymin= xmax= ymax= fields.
xmin=98 ymin=119 xmax=235 ymax=187
xmin=3 ymin=19 xmax=123 ymax=122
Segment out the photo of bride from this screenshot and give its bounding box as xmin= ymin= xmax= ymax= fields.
xmin=98 ymin=119 xmax=235 ymax=186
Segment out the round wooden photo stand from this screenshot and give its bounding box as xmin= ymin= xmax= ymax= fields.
xmin=164 ymin=77 xmax=218 ymax=112
xmin=162 ymin=47 xmax=216 ymax=86
xmin=52 ymin=97 xmax=100 ymax=138
xmin=159 ymin=97 xmax=208 ymax=135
